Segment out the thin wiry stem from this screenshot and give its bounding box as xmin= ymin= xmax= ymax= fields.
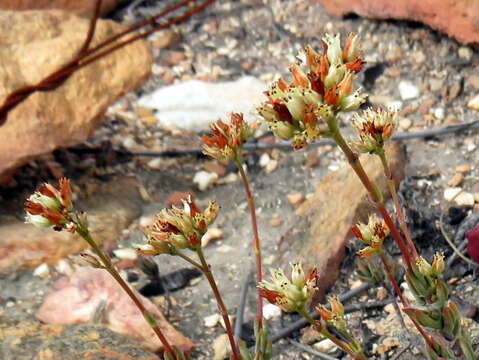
xmin=236 ymin=156 xmax=264 ymax=328
xmin=77 ymin=228 xmax=176 ymax=356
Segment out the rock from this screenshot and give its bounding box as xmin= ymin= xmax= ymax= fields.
xmin=137 ymin=76 xmax=266 ymax=132
xmin=468 ymin=75 xmax=479 ymax=91
xmin=270 ymin=213 xmax=282 ymax=227
xmin=286 ymin=192 xmax=305 ymax=206
xmin=316 ymin=0 xmax=479 ymax=44
xmin=278 ymin=143 xmax=406 ymax=303
xmin=456 ymin=192 xmax=475 ymax=206
xmin=201 ymin=227 xmax=224 ymax=247
xmin=165 ymin=191 xmax=196 ymax=207
xmin=263 ymin=303 xmax=282 ymax=319
xmin=203 ymin=161 xmax=227 ymax=177
xmin=265 ymin=159 xmax=279 ymax=173
xmin=213 ymin=334 xmax=231 ymax=360
xmin=36 ymin=267 xmax=194 ymax=353
xmin=429 ymin=78 xmax=444 ymax=92
xmin=0 ymin=0 xmax=119 ymax=15
xmin=0 ymin=178 xmax=143 ymax=274
xmin=33 ymin=263 xmax=50 ymax=278
xmin=444 ymin=187 xmax=462 ymax=201
xmin=0 ymin=314 xmax=158 ymax=360
xmin=467 ymin=95 xmax=479 ymax=110
xmin=113 ymin=248 xmax=138 ymax=261
xmin=204 ymin=313 xmax=221 ymax=328
xmin=458 ymin=46 xmax=473 ymax=61
xmin=193 ymin=171 xmax=218 ymax=191
xmin=0 ymin=10 xmax=152 ymax=183
xmin=398 ymin=81 xmax=419 ymax=100
xmin=456 ymin=164 xmax=472 ymax=173
xmin=448 ymin=173 xmax=464 ymax=187
xmin=313 ymin=339 xmax=336 ymax=353
xmin=398 ymin=117 xmax=412 ymax=130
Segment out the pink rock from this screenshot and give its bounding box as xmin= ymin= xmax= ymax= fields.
xmin=36 ymin=267 xmax=194 ymax=353
xmin=317 ymin=0 xmax=479 ymax=45
xmin=0 ymin=0 xmax=120 ymax=16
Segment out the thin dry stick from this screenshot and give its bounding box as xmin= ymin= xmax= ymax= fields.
xmin=236 ymin=157 xmax=264 ymax=327
xmin=196 ymin=247 xmax=241 ymax=360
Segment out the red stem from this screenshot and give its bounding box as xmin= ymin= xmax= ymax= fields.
xmin=237 ymin=158 xmax=264 ymax=327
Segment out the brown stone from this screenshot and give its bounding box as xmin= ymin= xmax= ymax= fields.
xmin=165 ymin=191 xmax=196 ymax=208
xmin=0 ymin=314 xmax=159 ymax=360
xmin=0 ymin=178 xmax=143 ymax=274
xmin=278 ymin=143 xmax=406 ymax=304
xmin=0 ymin=10 xmax=152 ymax=183
xmin=36 ymin=267 xmax=194 ymax=353
xmin=317 ymin=0 xmax=479 ymax=45
xmin=0 ymin=0 xmax=120 ymax=16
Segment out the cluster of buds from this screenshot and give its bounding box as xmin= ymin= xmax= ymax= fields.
xmin=202 ymin=113 xmax=255 ymax=163
xmin=316 ymin=296 xmax=347 ymax=331
xmin=258 ymin=33 xmax=367 ymax=149
xmin=138 ymin=197 xmax=219 ymax=254
xmin=406 ymin=253 xmax=446 ymax=306
xmin=349 ymin=108 xmax=397 ymax=154
xmin=258 ymin=262 xmax=318 ymax=313
xmin=351 ymin=214 xmax=390 ymax=258
xmin=25 ymin=178 xmax=75 ymax=231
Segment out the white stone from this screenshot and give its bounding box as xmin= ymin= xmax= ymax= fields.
xmin=259 ymin=153 xmax=271 ymax=167
xmin=458 ymin=46 xmax=473 ymax=61
xmin=263 ymin=303 xmax=282 ymax=320
xmin=433 ymin=107 xmax=445 ymax=120
xmin=213 ymin=334 xmax=231 ymax=360
xmin=444 ymin=187 xmax=462 ymax=201
xmin=193 ymin=171 xmax=218 ymax=191
xmin=113 ymin=248 xmax=138 ymax=261
xmin=455 ymin=192 xmax=475 ymax=206
xmin=137 ymin=76 xmax=266 ymax=132
xmin=313 ymin=339 xmax=336 ymax=353
xmin=55 ymin=259 xmax=74 ymax=276
xmin=204 ymin=313 xmax=221 ymax=328
xmin=467 ymin=94 xmax=479 ymax=110
xmin=33 ymin=263 xmax=50 ymax=278
xmin=398 ymin=81 xmax=419 ymax=100
xmin=201 ymin=227 xmax=224 ymax=247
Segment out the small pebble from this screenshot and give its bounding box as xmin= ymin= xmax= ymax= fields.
xmin=201 ymin=227 xmax=224 ymax=247
xmin=287 ymin=192 xmax=305 ymax=206
xmin=259 ymin=153 xmax=271 ymax=168
xmin=456 ymin=164 xmax=472 ymax=173
xmin=113 ymin=248 xmax=138 ymax=261
xmin=398 ymin=117 xmax=412 ymax=130
xmin=313 ymin=339 xmax=336 ymax=353
xmin=33 ymin=263 xmax=50 ymax=278
xmin=433 ymin=107 xmax=445 ymax=120
xmin=193 ymin=171 xmax=218 ymax=191
xmin=398 ymin=81 xmax=419 ymax=100
xmin=263 ymin=303 xmax=282 ymax=320
xmin=467 ymin=94 xmax=479 ymax=110
xmin=270 ymin=213 xmax=282 ymax=227
xmin=204 ymin=313 xmax=221 ymax=328
xmin=448 ymin=173 xmax=464 ymax=187
xmin=147 ymin=158 xmax=163 ymax=170
xmin=458 ymin=46 xmax=473 ymax=61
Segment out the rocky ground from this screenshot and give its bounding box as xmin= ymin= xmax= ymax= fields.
xmin=1 ymin=0 xmax=479 ymax=359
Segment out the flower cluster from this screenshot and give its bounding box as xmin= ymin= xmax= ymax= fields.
xmin=258 ymin=33 xmax=367 ymax=149
xmin=349 ymin=108 xmax=397 ymax=154
xmin=24 ymin=178 xmax=74 ymax=231
xmin=138 ymin=197 xmax=219 ymax=254
xmin=316 ymin=296 xmax=347 ymax=330
xmin=351 ymin=214 xmax=390 ymax=258
xmin=258 ymin=262 xmax=318 ymax=312
xmin=202 ymin=113 xmax=255 ymax=163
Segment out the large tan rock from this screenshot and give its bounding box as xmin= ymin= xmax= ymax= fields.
xmin=0 ymin=0 xmax=120 ymax=16
xmin=36 ymin=267 xmax=195 ymax=353
xmin=279 ymin=143 xmax=406 ymax=303
xmin=317 ymin=0 xmax=479 ymax=45
xmin=0 ymin=10 xmax=152 ymax=182
xmin=0 ymin=178 xmax=143 ymax=274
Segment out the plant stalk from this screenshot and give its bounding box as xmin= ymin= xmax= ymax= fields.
xmin=236 ymin=156 xmax=264 ymax=328
xmin=378 ymin=150 xmax=418 ymax=259
xmin=196 ymin=247 xmax=241 ymax=360
xmin=299 ymin=310 xmax=369 ymax=360
xmin=77 ymin=228 xmax=176 ymax=356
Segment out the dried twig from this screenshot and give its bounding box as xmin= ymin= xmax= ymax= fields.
xmin=114 ymin=119 xmax=479 ymax=157
xmin=289 ymin=339 xmax=339 ymax=360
